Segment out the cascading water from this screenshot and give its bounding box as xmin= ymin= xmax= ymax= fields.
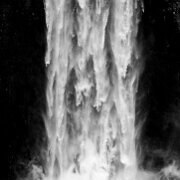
xmin=44 ymin=0 xmax=141 ymax=179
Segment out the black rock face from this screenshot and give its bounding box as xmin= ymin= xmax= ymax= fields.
xmin=1 ymin=1 xmax=47 ymax=180
xmin=137 ymin=0 xmax=180 ymax=171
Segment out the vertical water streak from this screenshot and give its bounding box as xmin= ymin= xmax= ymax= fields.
xmin=45 ymin=0 xmax=140 ymax=179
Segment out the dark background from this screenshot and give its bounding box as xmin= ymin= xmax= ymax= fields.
xmin=137 ymin=0 xmax=180 ymax=172
xmin=1 ymin=0 xmax=47 ymax=180
xmin=1 ymin=0 xmax=179 ymax=180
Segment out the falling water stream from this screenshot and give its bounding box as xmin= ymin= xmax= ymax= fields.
xmin=44 ymin=0 xmax=148 ymax=180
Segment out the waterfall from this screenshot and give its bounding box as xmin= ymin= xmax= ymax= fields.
xmin=44 ymin=0 xmax=141 ymax=179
